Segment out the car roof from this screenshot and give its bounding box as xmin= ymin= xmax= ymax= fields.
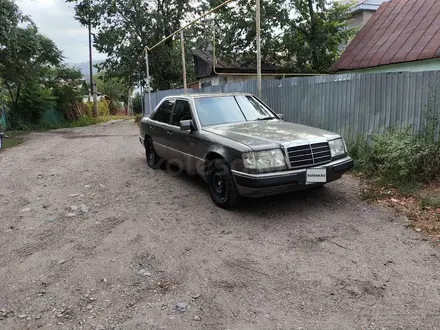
xmin=164 ymin=92 xmax=254 ymax=100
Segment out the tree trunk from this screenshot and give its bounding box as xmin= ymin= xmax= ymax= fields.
xmin=307 ymin=0 xmax=318 ymax=71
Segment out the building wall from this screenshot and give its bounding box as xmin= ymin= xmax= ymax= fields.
xmin=187 ymin=81 xmax=200 ymax=90
xmin=347 ymin=11 xmax=364 ymax=30
xmin=351 ymin=59 xmax=440 ymax=73
xmin=200 ymin=75 xmax=275 ymax=88
xmin=362 ymin=10 xmax=375 ymax=23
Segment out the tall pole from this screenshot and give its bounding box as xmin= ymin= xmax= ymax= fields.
xmin=145 ymin=49 xmax=152 ymax=115
xmin=88 ymin=20 xmax=93 ymax=104
xmin=256 ymin=0 xmax=262 ymax=99
xmin=180 ymin=31 xmax=188 ymax=93
xmin=88 ymin=1 xmax=97 ymax=116
xmin=140 ymin=83 xmax=144 ymax=115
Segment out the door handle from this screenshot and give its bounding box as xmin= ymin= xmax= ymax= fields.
xmin=167 ymin=131 xmax=173 ymax=136
xmin=149 ymin=125 xmax=155 ymax=129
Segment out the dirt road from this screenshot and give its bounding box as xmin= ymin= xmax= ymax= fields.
xmin=0 ymin=120 xmax=439 ymax=330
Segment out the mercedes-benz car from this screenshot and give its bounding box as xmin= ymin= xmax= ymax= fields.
xmin=139 ymin=93 xmax=353 ymax=208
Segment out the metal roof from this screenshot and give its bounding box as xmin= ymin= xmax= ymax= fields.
xmin=332 ymin=0 xmax=440 ymax=71
xmin=193 ymin=49 xmax=282 ymax=73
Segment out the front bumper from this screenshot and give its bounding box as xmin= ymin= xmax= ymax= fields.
xmin=232 ymin=156 xmax=354 ymax=198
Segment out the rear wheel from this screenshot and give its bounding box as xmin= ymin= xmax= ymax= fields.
xmin=145 ymin=138 xmax=161 ymax=169
xmin=207 ymin=159 xmax=240 ymax=208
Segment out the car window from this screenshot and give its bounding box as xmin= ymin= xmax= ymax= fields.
xmin=194 ymin=97 xmax=246 ymax=126
xmin=171 ymin=100 xmax=193 ymax=126
xmin=152 ymin=100 xmax=174 ymax=124
xmin=194 ymin=96 xmax=276 ymax=126
xmin=235 ymin=95 xmax=274 ymax=121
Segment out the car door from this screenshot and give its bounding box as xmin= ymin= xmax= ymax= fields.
xmin=150 ymin=98 xmax=175 ymax=159
xmin=167 ymin=99 xmax=198 ymax=173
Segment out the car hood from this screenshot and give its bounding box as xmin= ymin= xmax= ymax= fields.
xmin=203 ymin=120 xmax=340 ymax=150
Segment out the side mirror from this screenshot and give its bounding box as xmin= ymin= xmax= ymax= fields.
xmin=276 ymin=114 xmax=284 ymax=120
xmin=180 ymin=120 xmax=195 ymax=131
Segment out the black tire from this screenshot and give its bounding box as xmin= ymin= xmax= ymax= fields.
xmin=145 ymin=138 xmax=161 ymax=169
xmin=207 ymin=158 xmax=240 ymax=208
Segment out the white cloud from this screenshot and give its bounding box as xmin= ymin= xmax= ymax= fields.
xmin=16 ymin=0 xmax=106 ymax=63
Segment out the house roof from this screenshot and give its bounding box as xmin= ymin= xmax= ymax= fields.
xmin=349 ymin=0 xmax=389 ymax=14
xmin=331 ymin=0 xmax=440 ymax=72
xmin=193 ymin=49 xmax=282 ymax=74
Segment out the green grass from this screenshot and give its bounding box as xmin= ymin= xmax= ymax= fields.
xmin=420 ymin=198 xmax=440 ymax=210
xmin=32 ymin=115 xmax=135 ymax=131
xmin=0 ymin=131 xmax=27 ymax=151
xmin=1 ymin=115 xmax=134 ymax=151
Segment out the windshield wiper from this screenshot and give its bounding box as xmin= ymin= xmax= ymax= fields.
xmin=255 ymin=116 xmax=277 ymax=121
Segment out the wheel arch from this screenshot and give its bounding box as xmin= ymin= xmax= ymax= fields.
xmin=144 ymin=134 xmax=152 ymax=147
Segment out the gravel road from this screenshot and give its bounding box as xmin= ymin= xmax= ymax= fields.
xmin=0 ymin=120 xmax=439 ymax=330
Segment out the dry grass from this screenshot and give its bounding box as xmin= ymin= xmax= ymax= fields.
xmin=360 ymin=179 xmax=440 ymax=243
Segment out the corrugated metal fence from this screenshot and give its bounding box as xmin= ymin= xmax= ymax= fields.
xmin=145 ymin=71 xmax=440 ymax=138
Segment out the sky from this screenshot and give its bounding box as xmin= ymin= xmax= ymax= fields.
xmin=16 ymin=0 xmax=106 ymax=63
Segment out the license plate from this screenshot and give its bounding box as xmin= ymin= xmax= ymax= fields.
xmin=306 ymin=168 xmax=327 ymax=183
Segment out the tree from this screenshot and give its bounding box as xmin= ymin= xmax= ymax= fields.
xmin=209 ymin=0 xmax=354 ymax=73
xmin=94 ymin=72 xmax=125 ymax=101
xmin=0 ymin=0 xmax=28 ymax=43
xmin=66 ymin=0 xmax=201 ymax=90
xmin=1 ymin=0 xmax=94 ymax=128
xmin=45 ymin=65 xmax=84 ymax=114
xmin=206 ymin=0 xmax=288 ymax=66
xmin=284 ymin=0 xmax=355 ymax=72
xmin=94 ymin=71 xmax=127 ymax=113
xmin=0 ymin=26 xmax=63 ymax=121
xmin=0 ymin=0 xmax=63 ymax=122
xmin=132 ymin=92 xmax=143 ymax=115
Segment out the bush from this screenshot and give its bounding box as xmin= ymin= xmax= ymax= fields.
xmin=98 ymin=100 xmax=110 ymax=116
xmin=133 ymin=92 xmax=143 ymax=114
xmin=83 ymin=100 xmax=110 ymax=117
xmin=348 ymin=128 xmax=440 ymax=189
xmin=134 ymin=113 xmax=142 ymax=124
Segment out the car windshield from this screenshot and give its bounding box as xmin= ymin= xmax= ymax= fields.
xmin=194 ymin=95 xmax=276 ymax=126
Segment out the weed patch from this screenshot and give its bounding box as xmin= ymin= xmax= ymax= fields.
xmin=347 ymin=128 xmax=440 ymax=192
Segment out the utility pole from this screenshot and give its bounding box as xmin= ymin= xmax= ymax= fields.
xmin=145 ymin=49 xmax=152 ymax=115
xmin=180 ymin=31 xmax=188 ymax=93
xmin=256 ymin=0 xmax=262 ymax=99
xmin=128 ymin=88 xmax=132 ymax=115
xmin=88 ymin=0 xmax=97 ymax=116
xmin=88 ymin=20 xmax=92 ymax=104
xmin=141 ymin=84 xmax=144 ymax=115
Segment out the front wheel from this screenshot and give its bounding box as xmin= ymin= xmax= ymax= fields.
xmin=207 ymin=159 xmax=240 ymax=208
xmin=145 ymin=138 xmax=161 ymax=169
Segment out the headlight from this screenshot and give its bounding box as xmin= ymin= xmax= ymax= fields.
xmin=242 ymin=149 xmax=287 ymax=171
xmin=329 ymin=138 xmax=346 ymax=158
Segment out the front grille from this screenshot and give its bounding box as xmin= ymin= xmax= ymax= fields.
xmin=287 ymin=142 xmax=332 ymax=168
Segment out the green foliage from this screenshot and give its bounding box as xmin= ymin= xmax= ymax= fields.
xmin=132 ymin=92 xmax=143 ymax=115
xmin=94 ymin=71 xmax=125 ymax=114
xmin=0 ymin=0 xmax=28 ymax=43
xmin=134 ymin=113 xmax=142 ymax=124
xmin=0 ymin=130 xmax=25 ymax=151
xmin=97 ymin=100 xmax=110 ymax=117
xmin=67 ymin=0 xmax=197 ymax=90
xmin=420 ymin=198 xmax=440 ymax=211
xmin=370 ymin=129 xmax=421 ymax=182
xmin=208 ymin=0 xmax=286 ymax=66
xmin=46 ymin=65 xmax=84 ymax=116
xmin=210 ymin=0 xmax=355 ymax=73
xmin=1 ymin=26 xmax=63 ymax=100
xmin=84 ymin=100 xmax=111 ymax=117
xmin=0 ymin=0 xmax=66 ymax=129
xmin=348 ymin=128 xmax=440 ymax=190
